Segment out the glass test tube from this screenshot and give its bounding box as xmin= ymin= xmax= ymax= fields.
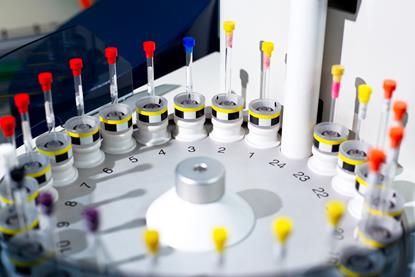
xmin=109 ymin=62 xmax=118 ymax=104
xmin=183 ymin=37 xmax=195 ymax=94
xmin=223 ymin=21 xmax=235 ymax=96
xmin=376 ymin=80 xmax=396 ymax=147
xmin=260 ymin=42 xmax=274 ymax=99
xmin=43 ymin=90 xmax=55 ymax=133
xmin=376 ymin=100 xmax=391 ymax=147
xmin=146 ymin=56 xmax=155 ymax=96
xmin=70 ymin=58 xmax=85 ymax=115
xmin=105 ymin=47 xmax=119 ymax=104
xmin=21 ymin=113 xmax=34 ymax=152
xmin=74 ymin=74 xmax=84 ymax=116
xmin=329 ymin=65 xmax=344 ymax=122
xmin=356 ymin=84 xmax=372 ymax=140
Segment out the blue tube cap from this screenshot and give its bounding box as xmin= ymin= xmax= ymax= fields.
xmin=183 ymin=37 xmax=196 ymax=53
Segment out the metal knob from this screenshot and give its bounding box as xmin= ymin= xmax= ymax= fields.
xmin=175 ymin=157 xmax=225 ymax=204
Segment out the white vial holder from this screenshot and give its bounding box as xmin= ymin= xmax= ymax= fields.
xmin=356 ymin=216 xmax=402 ymax=250
xmin=17 ymin=151 xmax=57 ymax=201
xmin=136 ymin=96 xmax=171 ymax=146
xmin=99 ymin=103 xmax=136 ymax=154
xmin=332 ymin=140 xmax=369 ymax=197
xmin=245 ymin=99 xmax=281 ymax=149
xmin=210 ymin=93 xmax=244 ymax=143
xmin=36 ymin=132 xmax=78 ymax=187
xmin=349 ymin=163 xmax=403 ymax=220
xmin=173 ymin=92 xmax=207 ymax=142
xmin=65 ymin=115 xmax=105 ymax=168
xmin=308 ymin=122 xmax=349 ymax=176
xmin=0 ymin=176 xmax=38 ymax=207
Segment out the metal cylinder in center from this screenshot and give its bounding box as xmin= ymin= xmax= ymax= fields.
xmin=175 ymin=157 xmax=225 ymax=204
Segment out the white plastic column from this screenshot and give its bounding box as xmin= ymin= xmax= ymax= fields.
xmin=281 ymin=0 xmax=328 ymax=159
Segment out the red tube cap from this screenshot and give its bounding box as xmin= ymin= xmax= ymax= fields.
xmin=383 ymin=80 xmax=397 ymax=100
xmin=0 ymin=115 xmax=16 ymax=138
xmin=38 ymin=72 xmax=53 ymax=92
xmin=389 ymin=126 xmax=404 ymax=149
xmin=143 ymin=41 xmax=156 ymax=58
xmin=69 ymin=58 xmax=83 ymax=77
xmin=368 ymin=148 xmax=386 ymax=173
xmin=14 ymin=93 xmax=30 ymax=114
xmin=105 ymin=47 xmax=118 ymax=65
xmin=393 ymin=100 xmax=407 ymax=121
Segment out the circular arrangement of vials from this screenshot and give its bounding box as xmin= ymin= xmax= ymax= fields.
xmin=338 ymin=246 xmax=385 ymax=277
xmin=338 ymin=140 xmax=369 ymax=174
xmin=99 ymin=103 xmax=136 ymax=154
xmin=64 ymin=115 xmax=104 ymax=168
xmin=210 ymin=93 xmax=244 ymax=142
xmin=248 ymin=99 xmax=281 ymax=127
xmin=312 ymin=122 xmax=349 ymax=154
xmin=366 ymin=189 xmax=404 ymax=220
xmin=211 ymin=93 xmax=244 ymax=121
xmin=0 ymin=206 xmax=39 ymax=243
xmin=136 ymin=96 xmax=168 ymax=124
xmin=18 ymin=152 xmax=58 ymax=202
xmin=2 ymin=232 xmax=50 ymax=275
xmin=18 ymin=152 xmax=52 ymax=188
xmin=0 ymin=176 xmax=38 ymax=206
xmin=36 ymin=133 xmax=72 ymax=164
xmin=355 ymin=163 xmax=385 ymax=196
xmin=246 ymin=99 xmax=281 ymax=148
xmin=136 ymin=96 xmax=171 ymax=146
xmin=146 ymin=156 xmax=254 ymax=252
xmin=173 ymin=92 xmax=207 ymax=141
xmin=332 ymin=140 xmax=370 ymax=197
xmin=174 ymin=92 xmax=205 ymax=121
xmin=357 ymin=216 xmax=402 ymax=249
xmin=36 ymin=132 xmax=78 ymax=187
xmin=309 ymin=122 xmax=349 ymax=176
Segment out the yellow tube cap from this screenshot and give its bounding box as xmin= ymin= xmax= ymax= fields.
xmin=144 ymin=229 xmax=160 ymax=255
xmin=212 ymin=227 xmax=228 ymax=253
xmin=331 ymin=65 xmax=345 ymax=77
xmin=358 ymin=84 xmax=373 ymax=105
xmin=261 ymin=41 xmax=274 ymax=58
xmin=326 ymin=200 xmax=345 ymax=228
xmin=273 ymin=217 xmax=293 ymax=245
xmin=223 ymin=21 xmax=236 ymax=34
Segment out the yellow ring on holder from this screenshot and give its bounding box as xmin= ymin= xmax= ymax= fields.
xmin=338 ymin=264 xmax=361 ymax=277
xmin=37 ymin=144 xmax=72 ymax=157
xmin=356 ymin=175 xmax=384 ymax=189
xmin=0 ymin=191 xmax=39 ymax=205
xmin=249 ymin=110 xmax=280 ymax=120
xmin=0 ymin=219 xmax=39 ymax=235
xmin=27 ymin=164 xmax=51 ymax=179
xmin=174 ymin=104 xmax=205 ymax=113
xmin=136 ymin=107 xmax=168 ymax=116
xmin=365 ymin=204 xmax=402 ymax=218
xmin=99 ymin=114 xmax=132 ymax=125
xmin=313 ymin=133 xmax=347 ymax=146
xmin=339 ymin=152 xmax=367 ymax=166
xmin=8 ymin=252 xmax=52 ymax=267
xmin=66 ymin=127 xmax=99 ymax=138
xmin=356 ymin=230 xmax=385 ymax=249
xmin=211 ymin=104 xmax=243 ymax=114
